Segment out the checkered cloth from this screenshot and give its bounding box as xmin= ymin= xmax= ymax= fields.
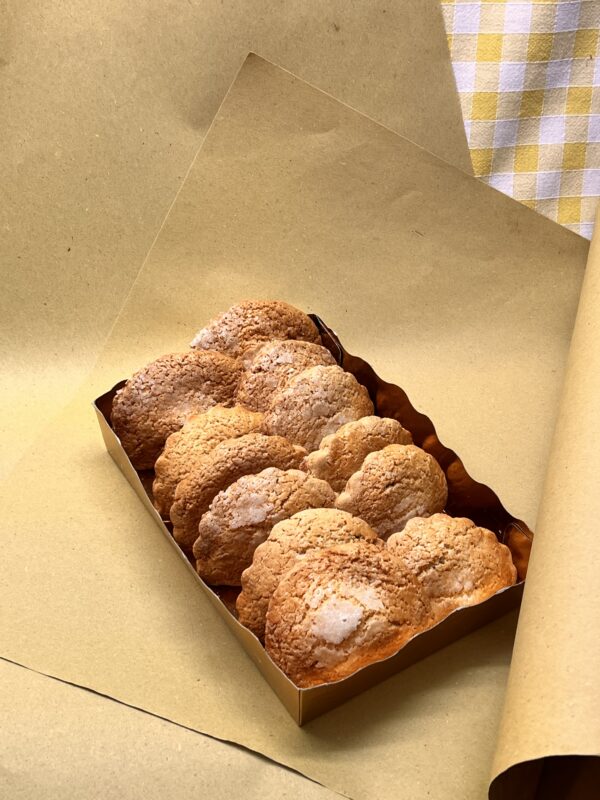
xmin=442 ymin=0 xmax=600 ymax=238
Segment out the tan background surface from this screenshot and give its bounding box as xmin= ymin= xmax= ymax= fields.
xmin=0 ymin=659 xmax=339 ymax=800
xmin=491 ymin=210 xmax=600 ymax=793
xmin=0 ymin=57 xmax=589 ymax=800
xmin=0 ymin=0 xmax=469 ymax=479
xmin=1 ymin=5 xmax=471 ymax=794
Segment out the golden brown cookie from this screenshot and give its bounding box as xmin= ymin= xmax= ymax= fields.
xmin=111 ymin=351 xmax=240 ymax=470
xmin=237 ymin=509 xmax=379 ymax=639
xmin=152 ymin=405 xmax=264 ymax=518
xmin=237 ymin=339 xmax=336 ymax=412
xmin=335 ymin=444 xmax=448 ymax=539
xmin=386 ymin=513 xmax=517 ymax=621
xmin=170 ymin=433 xmax=307 ymax=552
xmin=304 ymin=416 xmax=413 ymax=491
xmin=264 ymin=542 xmax=433 ymax=687
xmin=190 ymin=300 xmax=321 ymax=358
xmin=263 ymin=365 xmax=374 ymax=452
xmin=193 ymin=468 xmax=337 ymax=586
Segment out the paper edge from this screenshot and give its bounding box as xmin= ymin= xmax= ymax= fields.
xmin=488 ymin=209 xmax=600 ymax=798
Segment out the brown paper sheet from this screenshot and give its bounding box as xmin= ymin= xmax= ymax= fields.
xmin=0 ymin=56 xmax=589 ymax=800
xmin=0 ymin=659 xmax=339 ymax=800
xmin=0 ymin=0 xmax=469 ymax=479
xmin=489 ymin=212 xmax=600 ymax=798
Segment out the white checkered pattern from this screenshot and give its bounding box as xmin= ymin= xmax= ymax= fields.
xmin=442 ymin=0 xmax=600 ymax=238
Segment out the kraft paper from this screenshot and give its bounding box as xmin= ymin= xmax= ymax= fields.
xmin=1 ymin=57 xmax=592 ymax=800
xmin=0 ymin=0 xmax=468 ymax=478
xmin=0 ymin=659 xmax=338 ymax=800
xmin=489 ymin=211 xmax=600 ymax=798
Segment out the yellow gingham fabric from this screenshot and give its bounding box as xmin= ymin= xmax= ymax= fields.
xmin=442 ymin=0 xmax=600 ymax=238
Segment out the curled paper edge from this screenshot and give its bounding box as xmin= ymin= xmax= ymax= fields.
xmin=489 ymin=213 xmax=600 ymax=799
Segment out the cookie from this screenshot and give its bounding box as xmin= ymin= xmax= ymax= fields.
xmin=193 ymin=468 xmax=337 ymax=586
xmin=264 ymin=542 xmax=433 ymax=687
xmin=263 ymin=365 xmax=374 ymax=452
xmin=335 ymin=444 xmax=448 ymax=539
xmin=237 ymin=508 xmax=379 ymax=639
xmin=387 ymin=513 xmax=517 ymax=621
xmin=111 ymin=351 xmax=240 ymax=469
xmin=190 ymin=300 xmax=321 ymax=358
xmin=170 ymin=433 xmax=307 ymax=552
xmin=304 ymin=416 xmax=413 ymax=491
xmin=152 ymin=405 xmax=264 ymax=518
xmin=237 ymin=339 xmax=336 ymax=412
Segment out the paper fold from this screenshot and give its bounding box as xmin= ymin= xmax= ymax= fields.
xmin=490 ymin=212 xmax=600 ymax=798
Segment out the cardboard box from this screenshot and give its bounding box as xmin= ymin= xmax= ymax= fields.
xmin=94 ymin=315 xmax=532 ymax=725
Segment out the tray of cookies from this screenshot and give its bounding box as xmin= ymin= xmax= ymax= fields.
xmin=94 ymin=300 xmax=532 ymax=724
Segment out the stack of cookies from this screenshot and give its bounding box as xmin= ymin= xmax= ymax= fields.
xmin=111 ymin=300 xmax=517 ymax=688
